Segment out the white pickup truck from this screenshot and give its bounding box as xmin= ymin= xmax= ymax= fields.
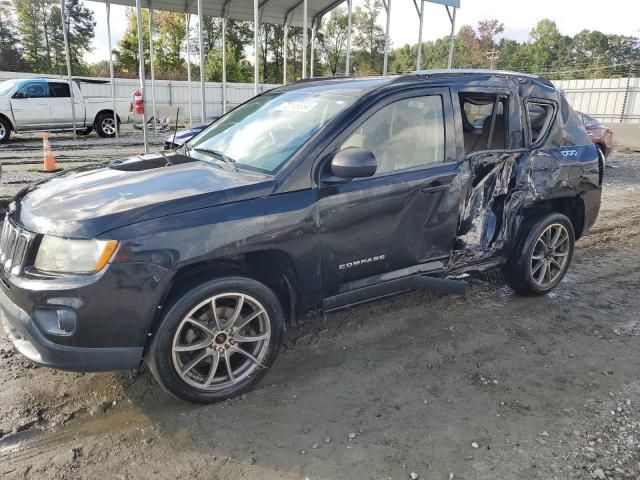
xmin=0 ymin=78 xmax=129 ymax=143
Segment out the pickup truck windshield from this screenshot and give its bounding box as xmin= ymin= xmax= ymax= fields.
xmin=186 ymin=90 xmax=355 ymax=174
xmin=0 ymin=80 xmax=18 ymax=96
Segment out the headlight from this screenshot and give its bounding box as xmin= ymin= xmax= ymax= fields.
xmin=34 ymin=237 xmax=118 ymax=274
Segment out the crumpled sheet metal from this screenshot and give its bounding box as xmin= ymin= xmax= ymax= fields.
xmin=446 ymin=150 xmax=552 ymax=274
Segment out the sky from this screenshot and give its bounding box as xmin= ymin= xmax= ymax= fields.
xmin=86 ymin=0 xmax=640 ymax=64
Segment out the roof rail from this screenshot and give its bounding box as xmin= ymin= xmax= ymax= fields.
xmin=410 ymin=69 xmax=554 ymax=86
xmin=289 ymin=74 xmax=354 ymax=85
xmin=411 ymin=68 xmax=540 ymax=78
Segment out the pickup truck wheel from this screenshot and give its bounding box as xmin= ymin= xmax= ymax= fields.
xmin=147 ymin=276 xmax=285 ymax=403
xmin=0 ymin=117 xmax=11 ymax=143
xmin=95 ymin=113 xmax=118 ymax=138
xmin=504 ymin=212 xmax=575 ymax=295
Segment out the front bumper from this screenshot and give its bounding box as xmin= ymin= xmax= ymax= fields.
xmin=0 ymin=289 xmax=144 ymax=372
xmin=0 ymin=260 xmax=173 ymax=372
xmin=0 ymin=284 xmax=143 ymax=371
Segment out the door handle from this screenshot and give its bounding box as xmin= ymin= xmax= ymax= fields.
xmin=421 ymin=184 xmax=449 ymax=193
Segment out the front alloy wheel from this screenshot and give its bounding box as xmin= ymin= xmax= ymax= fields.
xmin=171 ymin=293 xmax=271 ymax=391
xmin=148 ymin=277 xmax=285 ymax=403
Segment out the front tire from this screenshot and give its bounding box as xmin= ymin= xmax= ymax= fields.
xmin=147 ymin=276 xmax=285 ymax=403
xmin=504 ymin=212 xmax=575 ymax=295
xmin=0 ymin=117 xmax=11 ymax=144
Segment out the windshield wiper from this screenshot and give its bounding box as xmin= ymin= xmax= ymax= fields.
xmin=192 ymin=147 xmax=237 ymax=171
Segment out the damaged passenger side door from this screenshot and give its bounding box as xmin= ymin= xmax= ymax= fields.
xmin=450 ymin=88 xmax=525 ymax=271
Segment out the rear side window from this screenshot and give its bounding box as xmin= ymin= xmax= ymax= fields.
xmin=49 ymin=82 xmax=70 ymax=98
xmin=526 ymin=101 xmax=555 ymax=145
xmin=459 ymin=93 xmax=509 ymax=154
xmin=341 ymin=95 xmax=446 ymax=174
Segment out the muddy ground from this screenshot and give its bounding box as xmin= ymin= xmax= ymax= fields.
xmin=0 ymin=136 xmax=639 ymax=479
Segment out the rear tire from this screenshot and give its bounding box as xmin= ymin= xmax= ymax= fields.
xmin=504 ymin=212 xmax=575 ymax=295
xmin=147 ymin=276 xmax=285 ymax=403
xmin=95 ymin=112 xmax=119 ymax=138
xmin=0 ymin=117 xmax=11 ymax=144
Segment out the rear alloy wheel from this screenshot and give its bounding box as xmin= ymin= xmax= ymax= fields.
xmin=0 ymin=117 xmax=11 ymax=144
xmin=95 ymin=112 xmax=118 ymax=138
xmin=529 ymin=223 xmax=571 ymax=290
xmin=148 ymin=277 xmax=285 ymax=403
xmin=505 ymin=212 xmax=575 ymax=295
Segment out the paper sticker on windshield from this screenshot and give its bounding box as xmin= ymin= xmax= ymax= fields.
xmin=275 ymin=101 xmax=317 ymax=112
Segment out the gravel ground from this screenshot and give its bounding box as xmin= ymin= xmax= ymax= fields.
xmin=0 ymin=144 xmax=639 ymax=479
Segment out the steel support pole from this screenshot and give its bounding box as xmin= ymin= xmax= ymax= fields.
xmin=302 ymin=0 xmax=308 ymax=79
xmin=186 ymin=12 xmax=193 ymax=126
xmin=447 ymin=6 xmax=456 ymax=69
xmin=148 ymin=2 xmax=157 ymax=133
xmin=346 ymin=0 xmax=352 ymax=76
xmin=283 ymin=20 xmax=288 ymax=84
xmin=222 ymin=16 xmax=227 ymax=113
xmin=382 ymin=0 xmax=391 ymax=75
xmin=310 ymin=21 xmax=315 ymax=78
xmin=60 ymin=0 xmax=76 ymax=140
xmin=254 ymin=0 xmax=259 ymax=94
xmin=135 ymin=0 xmax=149 ymax=152
xmin=106 ymin=0 xmax=118 ymax=139
xmin=416 ymin=0 xmax=424 ymax=70
xmin=197 ymin=0 xmax=206 ymax=122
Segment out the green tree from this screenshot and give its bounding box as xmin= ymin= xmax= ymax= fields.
xmin=204 ymin=45 xmax=251 ymax=82
xmin=0 ymin=2 xmax=26 ymax=71
xmin=155 ymin=11 xmax=186 ymax=79
xmin=13 ymin=0 xmax=94 ymax=74
xmin=13 ymin=0 xmax=48 ymax=71
xmin=390 ymin=43 xmax=416 ymax=73
xmin=319 ymin=7 xmax=349 ymax=75
xmin=352 ymin=0 xmax=385 ymax=74
xmin=114 ymin=8 xmax=149 ymax=77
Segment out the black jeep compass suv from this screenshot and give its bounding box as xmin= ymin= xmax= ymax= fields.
xmin=0 ymin=70 xmax=602 ymax=403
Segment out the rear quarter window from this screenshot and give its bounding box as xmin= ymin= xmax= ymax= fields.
xmin=525 ymin=100 xmax=556 ymax=146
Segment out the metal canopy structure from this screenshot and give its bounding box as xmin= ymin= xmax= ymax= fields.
xmin=92 ymin=0 xmax=343 ymax=27
xmin=57 ymin=0 xmax=461 ymax=153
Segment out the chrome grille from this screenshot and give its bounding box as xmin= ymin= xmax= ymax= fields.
xmin=0 ymin=216 xmax=34 ymax=276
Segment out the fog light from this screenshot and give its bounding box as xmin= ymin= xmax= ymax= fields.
xmin=34 ymin=307 xmax=77 ymax=336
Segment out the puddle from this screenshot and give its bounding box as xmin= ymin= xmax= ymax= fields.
xmin=0 ymin=407 xmax=151 ymax=468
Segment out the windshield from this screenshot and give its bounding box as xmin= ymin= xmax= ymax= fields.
xmin=0 ymin=80 xmax=18 ymax=96
xmin=186 ymin=90 xmax=355 ymax=174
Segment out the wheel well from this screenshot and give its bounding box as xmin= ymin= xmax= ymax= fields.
xmin=522 ymin=196 xmax=586 ymax=240
xmin=0 ymin=113 xmax=14 ymax=131
xmin=148 ymin=250 xmax=298 ymax=340
xmin=94 ymin=110 xmax=121 ymax=127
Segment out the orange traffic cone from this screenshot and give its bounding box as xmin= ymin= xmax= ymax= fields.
xmin=41 ymin=132 xmax=60 ymax=173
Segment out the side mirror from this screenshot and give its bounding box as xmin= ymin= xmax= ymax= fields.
xmin=324 ymin=148 xmax=377 ymax=184
xmin=13 ymin=91 xmax=27 ymax=99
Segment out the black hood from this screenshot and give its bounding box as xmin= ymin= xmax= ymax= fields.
xmin=12 ymin=153 xmax=276 ymax=238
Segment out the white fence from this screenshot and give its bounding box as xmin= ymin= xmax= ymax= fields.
xmin=553 ymin=77 xmax=640 ymax=124
xmin=0 ymin=71 xmax=280 ymax=122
